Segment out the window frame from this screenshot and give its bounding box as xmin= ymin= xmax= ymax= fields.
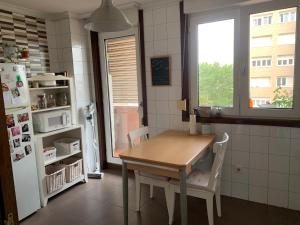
xmin=187 ymin=0 xmax=300 ymax=120
xmin=189 ymin=9 xmax=240 ymax=116
xmin=239 ymin=0 xmax=300 ymax=118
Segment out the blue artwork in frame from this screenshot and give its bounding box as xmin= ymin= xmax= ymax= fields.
xmin=151 ymin=56 xmax=170 ymax=86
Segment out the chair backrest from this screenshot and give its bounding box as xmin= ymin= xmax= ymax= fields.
xmin=207 ymin=133 xmax=229 ymax=191
xmin=128 ymin=127 xmax=149 ymax=148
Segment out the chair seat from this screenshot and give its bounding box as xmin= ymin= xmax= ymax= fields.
xmin=139 ymin=172 xmax=169 ymax=181
xmin=170 ymin=170 xmax=212 ymax=191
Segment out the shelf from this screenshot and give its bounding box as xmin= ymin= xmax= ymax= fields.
xmin=29 ymin=86 xmax=69 ymax=91
xmin=34 ymin=125 xmax=82 ymax=138
xmin=47 ymin=175 xmax=85 ymax=199
xmin=44 ymin=150 xmax=82 ymax=166
xmin=27 ymin=75 xmax=70 ymax=81
xmin=31 ymin=105 xmax=70 ymax=113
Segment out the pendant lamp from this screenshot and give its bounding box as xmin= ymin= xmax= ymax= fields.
xmin=85 ymin=0 xmax=132 ymax=32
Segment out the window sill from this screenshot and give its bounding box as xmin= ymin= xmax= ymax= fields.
xmin=182 ymin=114 xmax=300 ymax=128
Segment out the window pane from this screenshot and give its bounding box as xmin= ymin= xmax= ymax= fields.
xmin=198 ymin=19 xmax=234 ymax=107
xmin=249 ymin=8 xmax=297 ymax=109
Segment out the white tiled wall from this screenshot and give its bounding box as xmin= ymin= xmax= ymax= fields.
xmin=143 ymin=1 xmax=300 ymax=211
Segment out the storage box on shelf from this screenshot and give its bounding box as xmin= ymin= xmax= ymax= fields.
xmin=28 ymin=75 xmax=88 ymax=207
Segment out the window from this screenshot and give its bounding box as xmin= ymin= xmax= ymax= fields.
xmin=277 ymin=33 xmax=296 ymax=45
xmin=250 ymin=77 xmax=271 ymax=88
xmin=197 ymin=19 xmax=234 ymax=108
xmin=251 ymin=36 xmax=272 ymax=47
xmin=277 ymin=55 xmax=294 ymax=66
xmin=277 ymin=77 xmax=293 ymax=87
xmin=280 ymin=11 xmax=297 ymax=23
xmin=190 ymin=3 xmax=300 ymax=119
xmin=253 ymin=15 xmax=272 ymax=26
xmin=252 ymin=57 xmax=272 ymax=67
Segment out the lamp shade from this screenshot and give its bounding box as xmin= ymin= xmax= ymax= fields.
xmin=85 ymin=0 xmax=132 ymax=32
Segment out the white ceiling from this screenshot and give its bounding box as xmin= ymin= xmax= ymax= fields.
xmin=0 ymin=0 xmax=150 ymax=15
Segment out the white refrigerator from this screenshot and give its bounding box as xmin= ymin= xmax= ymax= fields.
xmin=0 ymin=63 xmax=40 ymax=220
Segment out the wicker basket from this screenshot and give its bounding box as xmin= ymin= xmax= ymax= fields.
xmin=45 ymin=165 xmax=66 ymax=194
xmin=63 ymin=157 xmax=83 ymax=183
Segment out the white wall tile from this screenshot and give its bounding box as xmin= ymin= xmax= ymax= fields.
xmin=144 ymin=26 xmax=154 ymax=42
xmin=153 ymin=8 xmax=166 ymax=25
xmin=290 ymin=157 xmax=300 ymax=175
xmin=232 ymin=134 xmax=250 ymax=151
xmin=250 ymin=125 xmax=270 ymax=137
xmin=154 ymin=40 xmax=168 ymax=55
xmin=221 ymin=180 xmax=231 ymax=196
xmin=232 ymin=182 xmax=248 ymax=200
xmin=289 ymin=193 xmax=300 ymax=211
xmin=213 ymin=124 xmax=232 ymax=135
xmin=232 ymin=124 xmax=250 ymax=135
xmin=249 ymin=186 xmax=268 ymax=204
xmin=156 ymin=114 xmax=170 ymax=129
xmin=147 ymin=86 xmax=156 ymax=100
xmin=291 ymin=128 xmax=300 ymax=139
xmin=250 ymin=136 xmax=269 ymax=154
xmin=232 ymin=167 xmax=249 ymax=184
xmin=289 ymin=175 xmax=300 ymax=193
xmin=171 ymin=69 xmax=181 ymax=86
xmin=170 ymin=54 xmax=181 ymax=71
xmin=249 ymin=153 xmax=268 ymax=170
xmin=167 ymin=22 xmax=180 ymax=39
xmin=148 ymin=114 xmax=157 ymax=128
xmin=269 ymin=155 xmax=290 ymax=174
xmin=154 ymin=24 xmax=167 ymax=40
xmin=143 ymin=9 xmax=153 ymax=26
xmin=167 ymin=38 xmax=181 ymax=54
xmin=249 ymin=169 xmax=268 ymax=187
xmin=222 ymin=165 xmax=231 ymax=181
xmin=167 ymin=4 xmax=180 ymax=23
xmin=156 ymin=87 xmax=169 ymax=100
xmin=147 ymin=100 xmax=157 ymax=114
xmin=232 ymin=151 xmax=249 ymax=168
xmin=291 ymin=139 xmax=300 ymax=158
xmin=168 ymin=86 xmax=181 ymax=101
xmin=269 ymin=138 xmax=290 ymax=156
xmin=156 ymin=101 xmax=170 ymax=114
xmin=145 ymin=41 xmax=154 ymax=57
xmin=268 ymin=173 xmax=289 ymax=191
xmin=224 ymin=150 xmax=231 ymax=165
xmin=269 ymin=127 xmax=291 ymax=138
xmin=268 ymin=189 xmax=288 ymax=208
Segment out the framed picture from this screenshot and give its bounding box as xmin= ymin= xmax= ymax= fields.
xmin=151 ymin=56 xmax=170 ymax=86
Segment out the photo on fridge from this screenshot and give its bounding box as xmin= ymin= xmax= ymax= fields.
xmin=13 ymin=138 xmax=21 ymax=148
xmin=12 ymin=150 xmax=25 ymax=162
xmin=11 ymin=87 xmax=20 ymax=98
xmin=22 ymin=123 xmax=29 ymax=133
xmin=22 ymin=134 xmax=31 ymax=142
xmin=11 ymin=126 xmax=21 ymax=137
xmin=25 ymin=145 xmax=32 ymax=155
xmin=6 ymin=114 xmax=15 ymax=128
xmin=17 ymin=112 xmax=29 ymax=123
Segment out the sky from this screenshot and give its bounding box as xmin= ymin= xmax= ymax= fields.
xmin=198 ymin=19 xmax=234 ymax=65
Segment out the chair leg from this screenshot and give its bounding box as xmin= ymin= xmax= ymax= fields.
xmin=167 ymin=185 xmax=176 ymax=225
xmin=150 ymin=184 xmax=154 ymax=199
xmin=215 ymin=187 xmax=222 ymax=217
xmin=134 ymin=171 xmax=141 ymax=212
xmin=206 ymin=195 xmax=214 ymax=225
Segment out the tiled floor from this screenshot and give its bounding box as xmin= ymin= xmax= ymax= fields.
xmin=21 ymin=169 xmax=300 ymax=225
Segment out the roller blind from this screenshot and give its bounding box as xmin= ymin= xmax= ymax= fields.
xmin=105 ymin=35 xmax=138 ymax=105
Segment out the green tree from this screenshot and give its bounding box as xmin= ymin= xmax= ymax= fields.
xmin=272 ymin=87 xmax=293 ymax=108
xmin=198 ymin=63 xmax=233 ymax=107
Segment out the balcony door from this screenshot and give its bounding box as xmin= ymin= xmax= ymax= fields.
xmin=100 ymin=29 xmax=143 ymax=164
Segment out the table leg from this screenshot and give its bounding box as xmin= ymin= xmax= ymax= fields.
xmin=122 ymin=161 xmax=128 ymax=225
xmin=180 ymin=169 xmax=188 ymax=225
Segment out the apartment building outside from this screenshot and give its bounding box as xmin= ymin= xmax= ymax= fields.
xmin=249 ymin=7 xmax=297 ymax=108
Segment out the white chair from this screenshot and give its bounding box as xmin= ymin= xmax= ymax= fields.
xmin=128 ymin=127 xmax=171 ymax=212
xmin=167 ymin=133 xmax=229 ymax=225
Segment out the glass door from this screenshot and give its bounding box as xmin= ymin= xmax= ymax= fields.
xmin=100 ymin=29 xmax=143 ymax=164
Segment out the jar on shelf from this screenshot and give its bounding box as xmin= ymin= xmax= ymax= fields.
xmin=47 ymin=94 xmax=56 ymax=108
xmin=37 ymin=94 xmax=47 ymax=109
xmin=57 ymin=92 xmax=68 ymax=106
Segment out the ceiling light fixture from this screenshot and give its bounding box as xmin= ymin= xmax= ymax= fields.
xmin=85 ymin=0 xmax=131 ymax=32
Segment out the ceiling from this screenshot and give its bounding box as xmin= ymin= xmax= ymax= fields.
xmin=0 ymin=0 xmax=150 ymax=15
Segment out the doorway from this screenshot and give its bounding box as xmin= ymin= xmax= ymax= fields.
xmin=100 ymin=29 xmax=143 ymax=164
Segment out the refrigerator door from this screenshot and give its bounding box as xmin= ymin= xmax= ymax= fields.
xmin=6 ymin=107 xmax=40 ymax=220
xmin=0 ymin=63 xmax=29 ymax=109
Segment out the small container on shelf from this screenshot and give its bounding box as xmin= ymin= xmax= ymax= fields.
xmin=37 ymin=94 xmax=47 ymax=109
xmin=45 ymin=164 xmax=66 ymax=194
xmin=63 ymin=157 xmax=83 ymax=183
xmin=43 ymin=147 xmax=56 ymax=163
xmin=46 ymin=94 xmax=56 ymax=108
xmin=56 ymin=92 xmax=68 ymax=106
xmin=54 ymin=138 xmax=80 ymax=155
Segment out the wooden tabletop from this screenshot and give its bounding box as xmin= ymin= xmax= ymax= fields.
xmin=119 ymin=130 xmax=215 ymax=169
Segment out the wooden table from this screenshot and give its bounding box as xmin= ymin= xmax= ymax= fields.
xmin=119 ymin=130 xmax=215 ymax=225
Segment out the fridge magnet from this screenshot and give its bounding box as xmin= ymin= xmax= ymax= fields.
xmin=6 ymin=114 xmax=15 ymax=128
xmin=18 ymin=113 xmax=29 ymax=123
xmin=25 ymin=145 xmax=32 ymax=155
xmin=22 ymin=134 xmax=31 ymax=142
xmin=11 ymin=87 xmax=20 ymax=98
xmin=13 ymin=138 xmax=21 ymax=148
xmin=11 ymin=126 xmax=21 ymax=137
xmin=16 ymin=75 xmax=24 ymax=87
xmin=12 ymin=150 xmax=25 ymax=162
xmin=1 ymin=83 xmax=9 ymax=92
xmin=22 ymin=124 xmax=29 ymax=133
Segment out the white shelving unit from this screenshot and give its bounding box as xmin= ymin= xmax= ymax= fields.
xmin=28 ymin=75 xmax=88 ymax=207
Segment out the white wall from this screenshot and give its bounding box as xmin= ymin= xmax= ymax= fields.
xmin=143 ymin=1 xmax=300 ymax=211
